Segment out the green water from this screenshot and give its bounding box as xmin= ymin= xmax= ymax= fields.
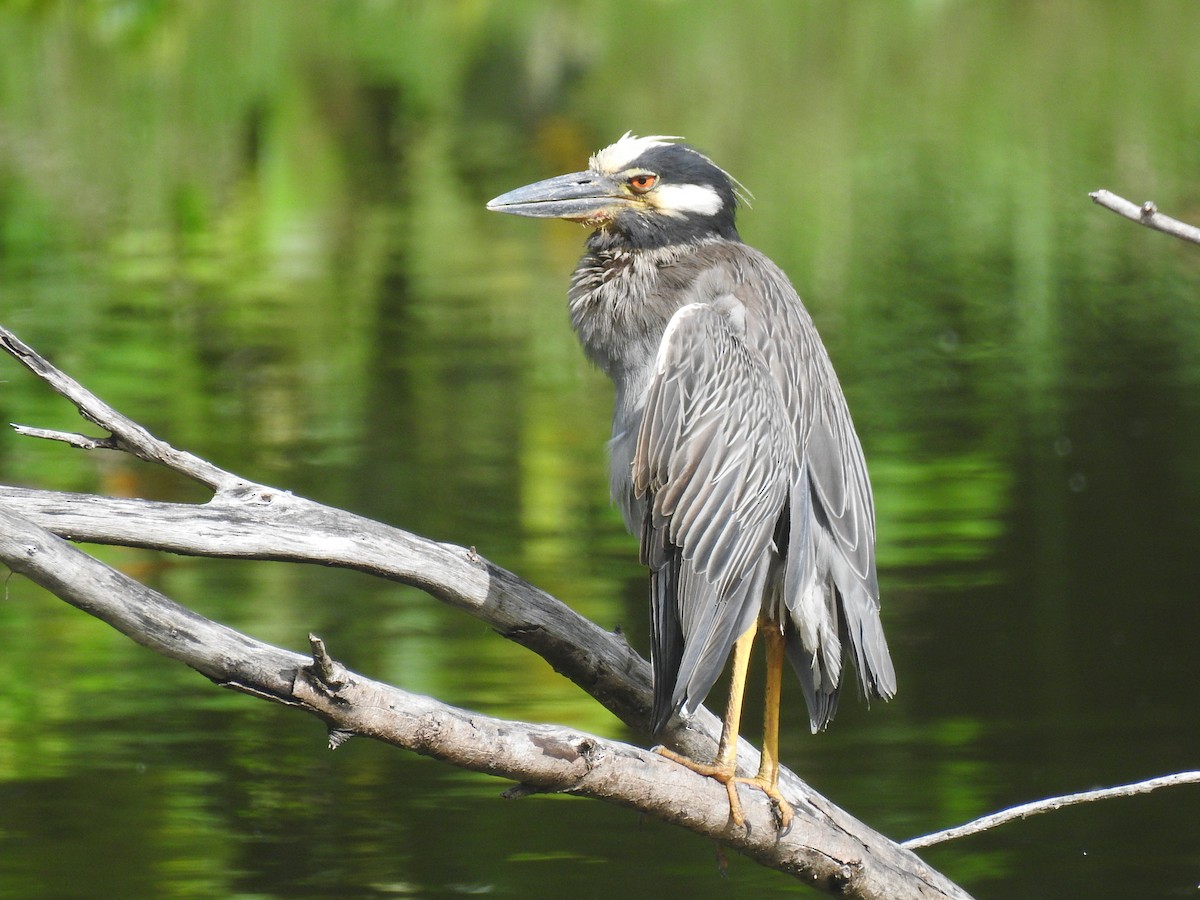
xmin=1 ymin=2 xmax=1198 ymax=897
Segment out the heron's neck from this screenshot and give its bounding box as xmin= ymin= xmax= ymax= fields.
xmin=566 ymin=238 xmax=695 ymax=386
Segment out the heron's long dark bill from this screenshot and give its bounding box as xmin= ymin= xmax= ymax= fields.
xmin=486 ymin=171 xmax=630 ymax=221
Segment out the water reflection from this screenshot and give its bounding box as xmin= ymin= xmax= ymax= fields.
xmin=2 ymin=3 xmax=1200 ymax=898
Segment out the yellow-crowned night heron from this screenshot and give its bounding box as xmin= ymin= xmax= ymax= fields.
xmin=487 ymin=134 xmax=895 ymax=827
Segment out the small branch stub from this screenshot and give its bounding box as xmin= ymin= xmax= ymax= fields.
xmin=307 ymin=633 xmax=349 ymax=692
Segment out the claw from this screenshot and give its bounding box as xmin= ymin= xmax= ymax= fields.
xmin=775 ymin=798 xmax=796 ymax=837
xmin=731 ymin=773 xmax=793 ymax=833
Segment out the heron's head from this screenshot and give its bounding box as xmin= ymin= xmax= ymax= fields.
xmin=486 ymin=133 xmax=744 ymax=249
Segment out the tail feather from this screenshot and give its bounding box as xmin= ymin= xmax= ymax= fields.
xmin=784 ymin=621 xmax=841 ymax=732
xmin=648 ymin=539 xmax=685 ymax=734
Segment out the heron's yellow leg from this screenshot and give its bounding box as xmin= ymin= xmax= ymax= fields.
xmin=656 ymin=618 xmax=794 ymax=831
xmin=741 ymin=620 xmax=794 ymax=830
xmin=656 ymin=620 xmax=758 ymax=826
xmin=715 ymin=618 xmax=757 ymax=767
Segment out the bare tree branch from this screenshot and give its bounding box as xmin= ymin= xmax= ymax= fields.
xmin=0 ymin=502 xmax=967 ymax=899
xmin=0 ymin=323 xmax=972 ymax=899
xmin=1 ymin=501 xmax=969 ymax=897
xmin=1089 ymin=189 xmax=1200 ymax=245
xmin=903 ymin=771 xmax=1200 ymax=849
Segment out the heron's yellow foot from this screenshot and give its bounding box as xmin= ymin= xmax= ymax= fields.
xmin=655 ymin=747 xmax=793 ymax=832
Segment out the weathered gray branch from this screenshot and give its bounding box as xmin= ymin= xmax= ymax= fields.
xmin=1089 ymin=189 xmax=1200 ymax=245
xmin=0 ymin=323 xmax=971 ymax=899
xmin=0 ymin=501 xmax=966 ymax=899
xmin=0 ymin=504 xmax=931 ymax=894
xmin=0 ymin=483 xmax=668 ymax=739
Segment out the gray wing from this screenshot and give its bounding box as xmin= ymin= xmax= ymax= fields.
xmin=739 ymin=253 xmax=896 ymax=730
xmin=632 ymin=301 xmax=795 ymax=733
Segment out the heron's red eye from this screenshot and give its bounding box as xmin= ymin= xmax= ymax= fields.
xmin=628 ymin=174 xmax=658 ymax=193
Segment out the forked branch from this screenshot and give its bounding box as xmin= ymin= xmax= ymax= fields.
xmin=0 ymin=328 xmax=243 ymax=490
xmin=0 ymin=502 xmax=895 ymax=894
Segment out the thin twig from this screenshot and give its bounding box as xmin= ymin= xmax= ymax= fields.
xmin=902 ymin=771 xmax=1200 ymax=849
xmin=1089 ymin=189 xmax=1200 ymax=245
xmin=9 ymin=425 xmax=119 ymax=450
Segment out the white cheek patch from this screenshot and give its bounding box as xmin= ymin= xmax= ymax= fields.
xmin=654 ymin=183 xmax=723 ymax=217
